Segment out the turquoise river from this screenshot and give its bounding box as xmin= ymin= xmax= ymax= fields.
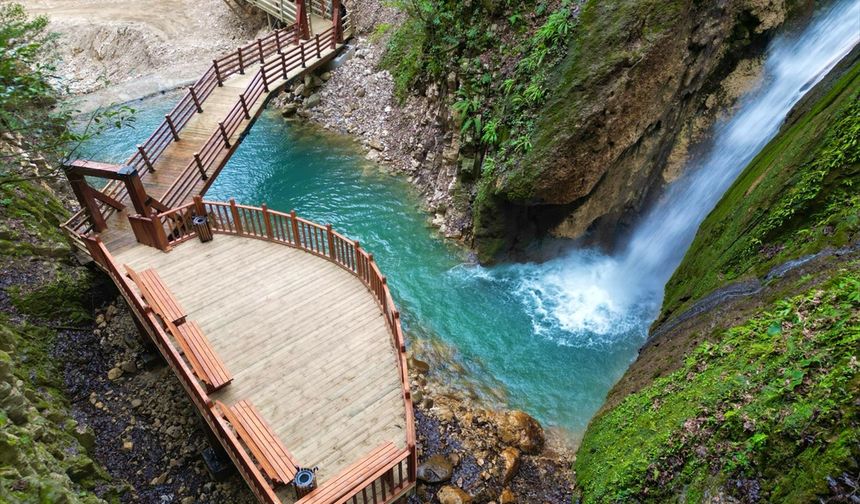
xmin=78 ymin=0 xmax=859 ymax=442
xmin=80 ymin=99 xmax=646 ymax=440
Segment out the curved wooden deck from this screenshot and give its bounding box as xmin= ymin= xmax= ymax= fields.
xmin=57 ymin=2 xmax=418 ymax=502
xmin=82 ymin=201 xmax=417 ymax=503
xmin=117 ymin=236 xmax=407 ymax=498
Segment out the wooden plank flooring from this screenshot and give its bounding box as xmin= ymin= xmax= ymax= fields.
xmin=100 ymin=14 xmax=343 ymax=255
xmin=115 ymin=236 xmax=407 ymax=502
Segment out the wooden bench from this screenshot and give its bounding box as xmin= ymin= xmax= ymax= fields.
xmin=297 ymin=441 xmax=401 ymax=504
xmin=171 ymin=321 xmax=232 ymax=392
xmin=124 ymin=265 xmax=187 ymax=325
xmin=216 ymin=400 xmax=300 ymax=486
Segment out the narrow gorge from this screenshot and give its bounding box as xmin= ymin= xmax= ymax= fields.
xmin=0 ymin=0 xmax=857 ymax=503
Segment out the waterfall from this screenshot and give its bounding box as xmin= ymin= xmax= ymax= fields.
xmin=519 ymin=0 xmax=860 ymax=345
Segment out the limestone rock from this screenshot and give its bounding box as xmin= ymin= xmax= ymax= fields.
xmin=499 ymin=447 xmax=521 ymax=484
xmin=497 ymin=410 xmax=544 ymax=454
xmin=499 ymin=488 xmax=516 ymax=504
xmin=305 ymin=93 xmax=321 ymax=109
xmin=417 ymin=454 xmax=453 ymax=483
xmin=107 ymin=367 xmax=123 ymax=380
xmin=437 ymin=485 xmax=472 ymax=504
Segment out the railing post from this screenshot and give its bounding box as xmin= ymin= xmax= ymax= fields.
xmin=261 ymin=66 xmax=270 ymax=92
xmin=257 ymin=38 xmax=264 ymax=63
xmin=262 ymin=204 xmax=274 ymax=240
xmin=218 ymin=122 xmax=231 ymax=148
xmin=193 ymin=153 xmax=208 ymax=180
xmin=290 ymin=210 xmax=301 ymax=247
xmin=275 ymin=29 xmax=282 ymax=52
xmin=193 ymin=195 xmax=206 ymax=216
xmin=151 ymin=215 xmax=170 ymax=251
xmin=300 ymin=44 xmax=306 ymax=68
xmin=315 ymin=34 xmax=321 ymax=58
xmin=229 ymin=198 xmax=243 ymax=234
xmin=354 ymin=241 xmax=363 ymax=278
xmin=165 ymin=114 xmax=180 ymax=141
xmin=189 ymin=86 xmax=203 ymax=112
xmin=137 ymin=145 xmax=155 ymax=172
xmin=238 ymin=48 xmax=245 ymax=75
xmin=332 ymin=0 xmax=343 ymax=44
xmin=64 ymin=169 xmax=107 ymax=232
xmin=239 ymin=94 xmax=251 ymax=119
xmin=326 ymin=224 xmax=336 ymax=261
xmin=213 ymin=60 xmax=223 ymax=86
xmin=296 ymin=0 xmax=310 ymax=40
xmin=408 ymin=443 xmax=417 ymax=482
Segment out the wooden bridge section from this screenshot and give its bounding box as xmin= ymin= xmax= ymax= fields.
xmin=60 ymin=2 xmax=418 ymax=503
xmin=62 ymin=0 xmax=351 ymax=256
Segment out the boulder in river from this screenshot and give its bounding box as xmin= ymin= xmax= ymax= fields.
xmin=437 ymin=485 xmax=472 ymax=504
xmin=496 ymin=410 xmax=544 ymax=454
xmin=417 ymin=453 xmax=453 ymax=483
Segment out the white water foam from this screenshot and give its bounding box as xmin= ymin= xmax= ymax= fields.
xmin=515 ymin=0 xmax=860 ymax=347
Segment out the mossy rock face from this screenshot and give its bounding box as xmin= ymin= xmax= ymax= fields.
xmin=659 ymin=58 xmax=860 ymax=325
xmin=0 ymin=178 xmax=70 ymax=258
xmin=473 ymin=0 xmax=812 ymax=258
xmin=575 ymin=269 xmax=860 ymax=502
xmin=0 ymin=318 xmax=114 ymax=504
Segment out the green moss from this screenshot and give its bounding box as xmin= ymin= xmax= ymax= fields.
xmin=380 ymin=16 xmax=427 ymax=100
xmin=0 ymin=316 xmax=119 ymax=503
xmin=0 ymin=178 xmax=70 ymax=257
xmin=660 ymin=61 xmax=860 ymax=323
xmin=502 ymin=0 xmax=684 ymax=198
xmin=576 ymin=269 xmax=860 ymax=502
xmin=10 ymin=268 xmax=95 ymax=324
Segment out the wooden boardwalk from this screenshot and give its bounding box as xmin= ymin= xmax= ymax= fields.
xmin=116 ymin=236 xmax=408 ymax=501
xmin=63 ymin=12 xmax=349 ymax=256
xmin=59 ymin=3 xmax=417 ymax=503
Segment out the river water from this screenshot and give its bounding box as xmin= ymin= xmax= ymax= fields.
xmin=79 ymin=0 xmax=859 ymax=439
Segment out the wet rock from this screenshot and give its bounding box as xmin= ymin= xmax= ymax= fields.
xmin=305 ymin=93 xmax=321 ymax=109
xmin=417 ymin=454 xmax=453 ymax=483
xmin=282 ymin=103 xmax=298 ymax=117
xmin=320 ymin=71 xmax=332 ymax=81
xmin=120 ymin=360 xmax=137 ymax=373
xmin=130 ymin=398 xmax=143 ymax=409
xmin=437 ymin=485 xmax=473 ymax=504
xmin=500 ymin=447 xmax=521 ymax=484
xmin=107 ymin=367 xmax=123 ymax=380
xmin=499 ymin=487 xmax=516 ymax=504
xmin=496 ymin=410 xmax=545 ymax=454
xmin=408 ymin=355 xmax=430 ymax=374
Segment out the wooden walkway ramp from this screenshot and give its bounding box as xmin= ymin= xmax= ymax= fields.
xmin=59 ymin=2 xmax=418 ymax=503
xmin=62 ymin=1 xmax=351 ymax=256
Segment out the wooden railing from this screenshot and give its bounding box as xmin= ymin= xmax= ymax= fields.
xmin=84 ymin=237 xmax=281 ymax=503
xmin=245 ymin=0 xmax=300 ymax=23
xmin=61 ymin=24 xmax=298 ymax=241
xmin=160 ymin=26 xmax=337 ymax=208
xmin=155 ymin=198 xmax=418 ymax=502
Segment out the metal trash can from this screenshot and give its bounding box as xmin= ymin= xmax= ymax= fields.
xmin=192 ymin=214 xmax=213 ymax=243
xmin=294 ymin=467 xmax=318 ymax=498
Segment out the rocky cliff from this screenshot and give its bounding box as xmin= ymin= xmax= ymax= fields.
xmin=478 ymin=0 xmax=813 ymax=259
xmin=370 ymin=0 xmax=814 ymax=261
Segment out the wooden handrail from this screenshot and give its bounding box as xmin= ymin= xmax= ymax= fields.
xmin=150 ymin=201 xmax=418 ymax=500
xmin=62 ymin=24 xmax=349 ymax=255
xmin=84 ymin=236 xmax=280 ymax=503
